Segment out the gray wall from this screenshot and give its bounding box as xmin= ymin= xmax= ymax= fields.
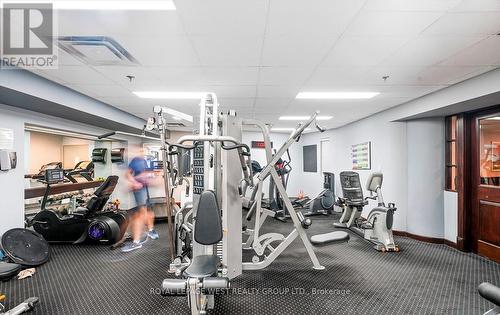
xmin=406 ymin=118 xmax=445 ymax=238
xmin=285 ymin=114 xmax=445 ymax=237
xmin=286 ymin=110 xmax=410 ymax=232
xmin=0 ymin=107 xmax=26 ymax=234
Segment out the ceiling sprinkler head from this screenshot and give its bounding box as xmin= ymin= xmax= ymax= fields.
xmin=382 ymin=75 xmax=389 ymax=82
xmin=126 ymin=75 xmax=135 ymax=82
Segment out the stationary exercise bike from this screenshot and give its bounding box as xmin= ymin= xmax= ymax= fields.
xmin=333 ymin=171 xmax=399 ymax=252
xmin=30 ymin=169 xmax=127 ymax=245
xmin=304 ymin=172 xmax=335 ymax=216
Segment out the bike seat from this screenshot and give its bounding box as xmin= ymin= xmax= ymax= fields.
xmin=183 ymin=255 xmax=219 ymax=278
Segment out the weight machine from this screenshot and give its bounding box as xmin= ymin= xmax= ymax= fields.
xmin=149 ymin=94 xmax=341 ymax=314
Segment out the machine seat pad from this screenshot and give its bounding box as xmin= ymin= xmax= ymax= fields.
xmin=0 ymin=262 xmax=21 ymax=281
xmin=183 ymin=255 xmax=219 ymax=278
xmin=310 ymin=231 xmax=350 ymax=246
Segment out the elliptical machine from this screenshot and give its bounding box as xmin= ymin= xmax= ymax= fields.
xmin=333 ymin=171 xmax=399 ymax=252
xmin=304 ymin=172 xmax=335 ymax=216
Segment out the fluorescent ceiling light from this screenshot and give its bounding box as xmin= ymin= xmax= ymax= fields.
xmin=13 ymin=0 xmax=177 ymax=10
xmin=279 ymin=116 xmax=333 ymax=121
xmin=159 ymin=107 xmax=193 ymax=123
xmin=271 ymin=127 xmax=311 ymax=132
xmin=486 ymin=117 xmax=500 ymax=120
xmin=296 ymin=92 xmax=379 ymax=99
xmin=133 ymin=91 xmax=206 ymax=99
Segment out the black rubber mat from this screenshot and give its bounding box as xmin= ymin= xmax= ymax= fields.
xmin=1 ymin=215 xmax=499 ymax=314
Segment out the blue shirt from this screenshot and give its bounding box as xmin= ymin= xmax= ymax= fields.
xmin=129 ymin=157 xmax=147 ymax=177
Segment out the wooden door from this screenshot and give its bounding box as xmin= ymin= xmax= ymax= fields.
xmin=471 ymin=110 xmax=500 ymax=263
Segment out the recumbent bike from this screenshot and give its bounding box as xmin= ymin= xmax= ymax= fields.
xmin=333 ymin=171 xmax=399 ymax=252
xmin=30 ymin=169 xmax=127 ymax=245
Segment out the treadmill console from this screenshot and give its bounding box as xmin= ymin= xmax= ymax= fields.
xmin=44 ymin=168 xmax=65 ymax=184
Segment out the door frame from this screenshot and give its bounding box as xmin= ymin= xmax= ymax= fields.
xmin=456 ymin=105 xmax=500 ymax=255
xmin=469 ymin=107 xmax=500 ymax=258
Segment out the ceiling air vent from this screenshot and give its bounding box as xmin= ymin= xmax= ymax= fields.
xmin=57 ymin=36 xmax=139 ymax=66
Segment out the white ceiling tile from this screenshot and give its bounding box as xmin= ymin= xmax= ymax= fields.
xmin=254 ymin=98 xmax=291 ymax=113
xmin=206 ymin=85 xmax=257 ymax=98
xmin=41 ymin=66 xmax=113 ymax=85
xmin=57 ymin=10 xmax=185 ymax=36
xmin=383 ymin=36 xmax=484 ymax=66
xmin=92 ymin=66 xmax=162 ymax=88
xmin=261 ymin=35 xmax=338 ymax=66
xmin=414 ymin=66 xmax=492 ymax=85
xmin=218 ymin=98 xmax=255 ymax=109
xmin=377 ymin=85 xmax=446 ymax=98
xmin=322 ymin=36 xmax=409 ymax=66
xmin=365 ymin=65 xmax=486 ymax=85
xmin=345 ymin=11 xmax=442 ymax=35
xmin=203 ymin=67 xmax=259 ymax=85
xmin=192 ymin=36 xmax=263 ymax=66
xmin=267 ymin=0 xmax=364 ymax=36
xmin=452 ymin=0 xmax=500 ymax=12
xmin=67 ymin=84 xmax=130 ymax=97
xmin=115 ymin=35 xmax=200 ymax=66
xmin=363 ymin=0 xmax=461 ymax=11
xmin=423 ymin=12 xmax=500 ymax=35
xmin=362 ymin=66 xmax=425 ymax=85
xmin=56 ymin=49 xmax=85 ymax=66
xmin=303 ymin=66 xmax=373 ymax=89
xmin=153 ymin=67 xmax=207 ymax=86
xmin=176 ymin=0 xmax=267 ymax=36
xmin=258 ymin=67 xmax=314 ymax=86
xmin=257 ymin=85 xmax=301 ymax=98
xmin=441 ymin=36 xmax=500 ymax=66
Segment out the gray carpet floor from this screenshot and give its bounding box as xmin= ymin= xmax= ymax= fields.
xmin=1 ymin=215 xmax=499 ymax=315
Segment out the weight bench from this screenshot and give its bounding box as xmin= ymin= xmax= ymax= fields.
xmin=161 ymin=190 xmax=229 ymax=315
xmin=479 ymin=282 xmax=500 ymax=315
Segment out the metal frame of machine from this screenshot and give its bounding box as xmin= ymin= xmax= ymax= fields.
xmin=148 ymin=93 xmax=331 ymax=314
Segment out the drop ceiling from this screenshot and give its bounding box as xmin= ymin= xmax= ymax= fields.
xmin=25 ymin=0 xmax=500 ymax=130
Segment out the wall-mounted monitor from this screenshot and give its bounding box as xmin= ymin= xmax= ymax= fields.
xmin=303 ymin=145 xmax=317 ymax=173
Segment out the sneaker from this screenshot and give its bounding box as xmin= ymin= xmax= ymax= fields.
xmin=121 ymin=242 xmax=143 ymax=252
xmin=139 ymin=233 xmax=149 ymax=244
xmin=148 ymin=229 xmax=159 ymax=240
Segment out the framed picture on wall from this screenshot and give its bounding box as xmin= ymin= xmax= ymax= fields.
xmin=352 ymin=141 xmax=371 ymax=170
xmin=303 ymin=144 xmax=317 ymax=172
xmin=492 ymin=141 xmax=500 ymax=171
